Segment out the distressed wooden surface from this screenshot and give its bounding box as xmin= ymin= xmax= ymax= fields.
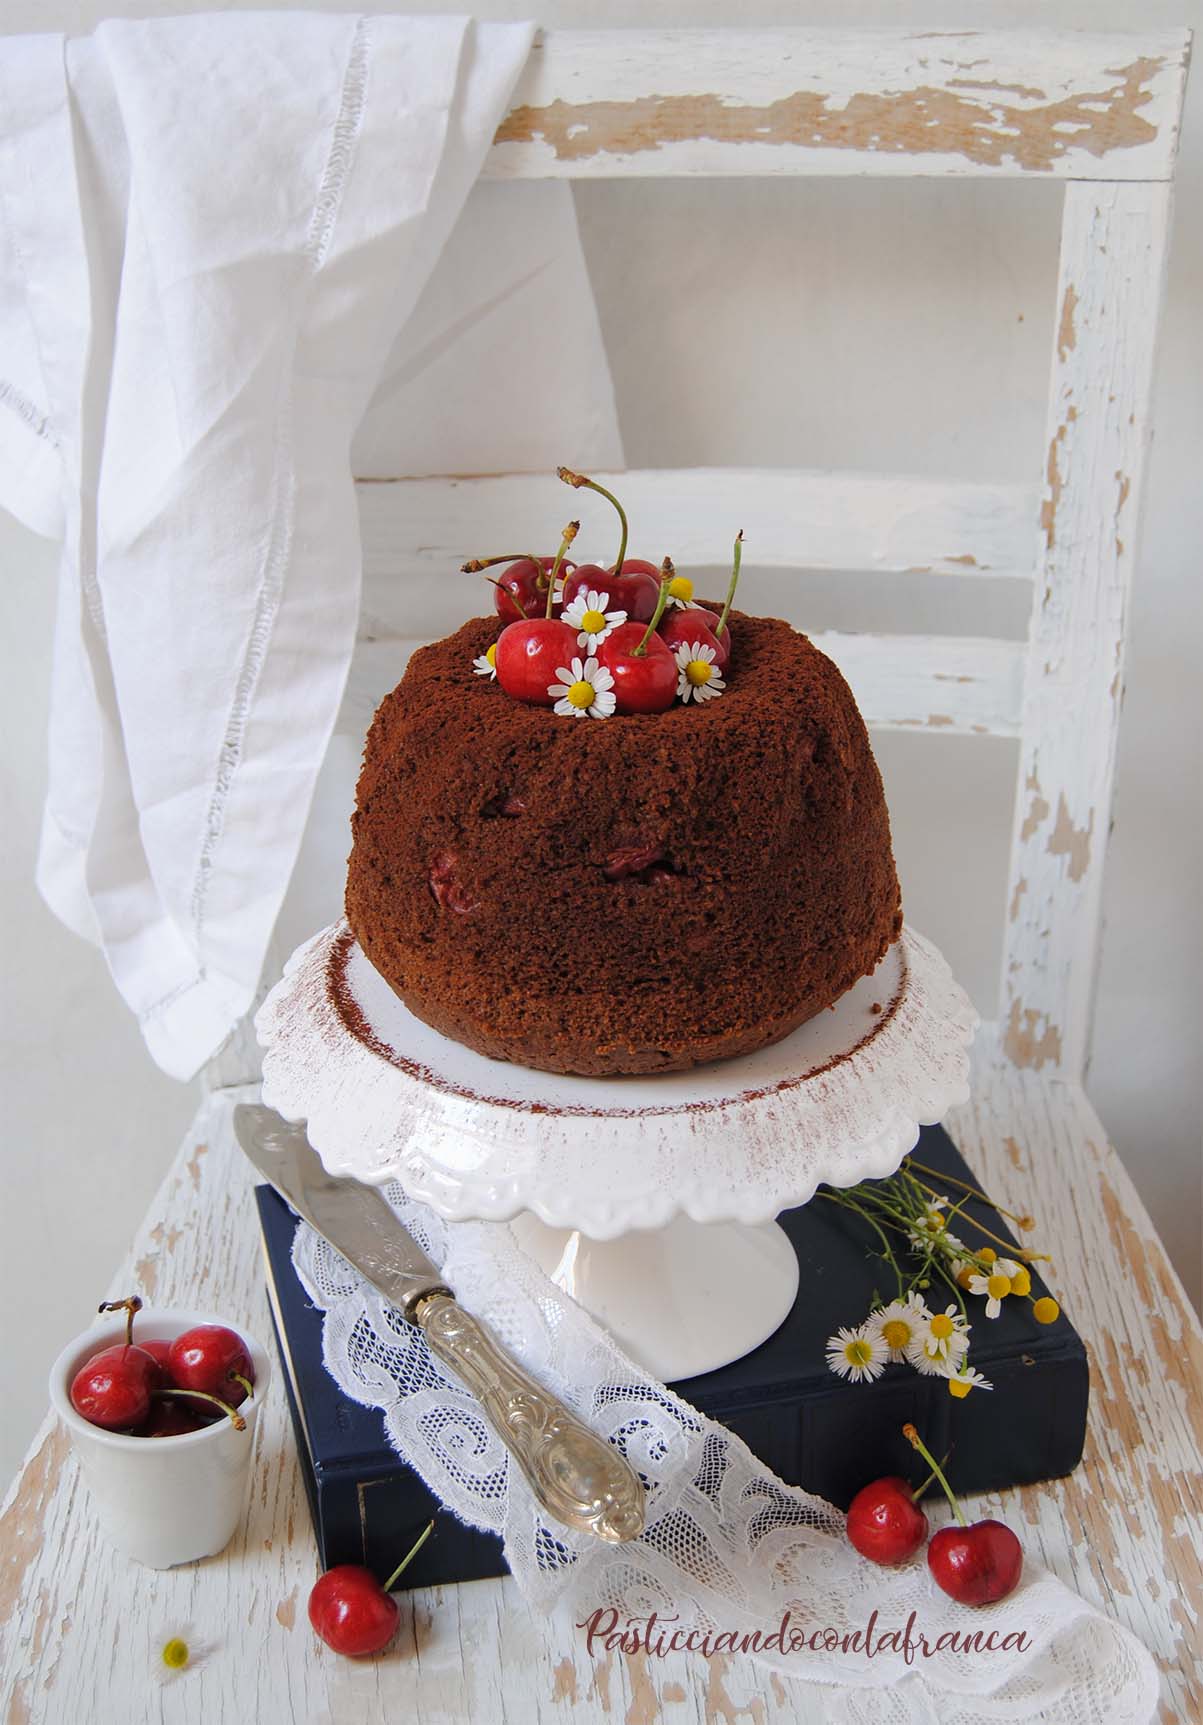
xmin=1000 ymin=182 xmax=1174 ymax=1080
xmin=484 ymin=30 xmax=1190 ymax=182
xmin=2 ymin=1044 xmax=1200 ymax=1723
xmin=356 ymin=469 xmax=1037 ymax=590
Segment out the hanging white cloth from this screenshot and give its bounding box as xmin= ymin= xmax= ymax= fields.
xmin=0 ymin=14 xmax=621 ymax=1078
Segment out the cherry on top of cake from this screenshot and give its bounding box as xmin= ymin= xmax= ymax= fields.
xmin=462 ymin=468 xmax=742 ymax=720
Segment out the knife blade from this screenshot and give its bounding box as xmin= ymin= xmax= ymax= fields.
xmin=234 ymin=1104 xmax=646 ymax=1544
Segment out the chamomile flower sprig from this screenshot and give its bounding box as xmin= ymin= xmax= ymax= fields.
xmin=822 ymin=1154 xmax=1062 ymax=1398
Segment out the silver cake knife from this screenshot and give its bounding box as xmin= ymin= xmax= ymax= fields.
xmin=233 ymin=1104 xmax=646 ymax=1544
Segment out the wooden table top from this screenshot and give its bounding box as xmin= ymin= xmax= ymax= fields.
xmin=3 ymin=1039 xmax=1200 ymax=1723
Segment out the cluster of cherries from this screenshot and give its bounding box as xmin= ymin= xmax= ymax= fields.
xmin=846 ymin=1424 xmax=1023 ymax=1606
xmin=463 ymin=467 xmax=741 ymax=715
xmin=69 ymin=1296 xmax=255 ymax=1436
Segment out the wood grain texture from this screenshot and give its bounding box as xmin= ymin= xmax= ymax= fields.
xmin=355 ymin=468 xmax=1038 ymax=594
xmin=2 ymin=1057 xmax=1200 ymax=1722
xmin=1000 ymin=182 xmax=1175 ymax=1080
xmin=485 ymin=30 xmax=1190 ymax=181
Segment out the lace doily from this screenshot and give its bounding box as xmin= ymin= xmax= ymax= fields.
xmin=292 ymin=1183 xmax=1159 ymax=1723
xmin=259 ymin=922 xmax=978 ymax=1234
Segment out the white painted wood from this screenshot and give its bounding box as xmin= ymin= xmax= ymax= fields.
xmin=813 ymin=632 xmax=1025 ymax=738
xmin=485 ymin=29 xmax=1190 ymax=182
xmin=2 ymin=1055 xmax=1200 ymax=1722
xmin=999 ymin=181 xmax=1175 ymax=1081
xmin=355 ymin=467 xmax=1036 ymax=615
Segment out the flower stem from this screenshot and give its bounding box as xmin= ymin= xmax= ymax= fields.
xmin=903 ymin=1424 xmax=967 ymax=1525
xmin=714 ymin=531 xmax=743 ymax=639
xmin=99 ymin=1296 xmax=142 ymax=1349
xmin=545 ymin=521 xmax=580 ymax=619
xmin=633 ymin=562 xmax=673 ymax=656
xmin=903 ymin=1156 xmax=1035 ymax=1231
xmin=383 ymin=1519 xmax=436 ymax=1593
xmin=557 ymin=467 xmax=628 ymax=574
xmin=816 ymin=1191 xmax=905 ymax=1297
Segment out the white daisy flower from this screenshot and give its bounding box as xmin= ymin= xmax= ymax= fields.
xmin=967 ymin=1257 xmax=1023 ymax=1318
xmin=945 ymin=1361 xmax=993 ymax=1399
xmin=674 ymin=641 xmax=726 ymax=703
xmin=869 ymin=1294 xmax=930 ymax=1362
xmin=561 ymin=589 xmax=626 ymax=652
xmin=825 ymin=1324 xmax=889 ymax=1384
xmin=905 ymin=1305 xmax=970 ymax=1373
xmin=472 ymin=644 xmax=498 ymax=680
xmin=666 ymin=571 xmax=695 ymax=607
xmin=547 ymin=657 xmax=616 ymax=720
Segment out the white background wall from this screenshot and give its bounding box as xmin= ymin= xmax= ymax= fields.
xmin=2 ymin=0 xmax=1199 ymax=1491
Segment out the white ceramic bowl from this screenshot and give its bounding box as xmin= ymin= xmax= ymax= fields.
xmin=49 ymin=1306 xmax=271 ymax=1570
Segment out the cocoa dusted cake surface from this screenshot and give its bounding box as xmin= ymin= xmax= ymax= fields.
xmin=345 ymin=609 xmax=902 ymax=1077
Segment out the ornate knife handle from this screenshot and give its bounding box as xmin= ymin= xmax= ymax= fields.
xmin=415 ymin=1293 xmax=646 ymax=1544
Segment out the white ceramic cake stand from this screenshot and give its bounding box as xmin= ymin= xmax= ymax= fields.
xmin=256 ymin=921 xmax=977 ymax=1379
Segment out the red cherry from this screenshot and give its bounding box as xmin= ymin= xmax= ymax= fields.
xmin=561 ymin=564 xmax=661 ymax=624
xmin=494 ymin=618 xmax=579 ymax=707
xmin=492 ymin=555 xmax=575 ymax=622
xmin=596 ymin=621 xmax=677 ymax=714
xmin=140 ymin=1338 xmax=175 ymax=1389
xmin=846 ymin=1477 xmax=928 ymax=1566
xmin=144 ymin=1398 xmax=217 ymax=1438
xmin=308 ymin=1567 xmax=400 ymax=1657
xmin=657 ymin=605 xmax=731 ymax=670
xmin=168 ymin=1324 xmax=254 ymax=1409
xmin=70 ymin=1343 xmax=158 ymax=1431
xmin=928 ymin=1519 xmax=1023 ymax=1606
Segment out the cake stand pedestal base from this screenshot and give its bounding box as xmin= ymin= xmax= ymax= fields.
xmin=509 ymin=1213 xmax=800 ymax=1381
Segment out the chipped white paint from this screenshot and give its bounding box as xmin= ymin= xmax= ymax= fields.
xmin=812 ymin=632 xmax=1025 ymax=738
xmin=2 ymin=1047 xmax=1200 ymax=1723
xmin=485 ymin=29 xmax=1190 ymax=182
xmin=1000 ymin=182 xmax=1175 ymax=1079
xmin=356 ymin=468 xmax=1036 ymax=595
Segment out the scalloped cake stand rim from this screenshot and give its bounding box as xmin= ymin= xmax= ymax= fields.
xmin=256 ymin=920 xmax=979 ymax=1240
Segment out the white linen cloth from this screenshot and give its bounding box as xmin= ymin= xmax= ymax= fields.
xmin=0 ymin=14 xmax=627 ymax=1079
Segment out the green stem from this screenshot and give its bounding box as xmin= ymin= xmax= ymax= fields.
xmin=903 ymin=1424 xmax=967 ymax=1525
xmin=816 ymin=1192 xmax=905 ymax=1297
xmin=99 ymin=1296 xmax=142 ymax=1349
xmin=632 ymin=563 xmax=673 ymax=655
xmin=557 ymin=467 xmax=628 ymax=574
xmin=486 ymin=577 xmax=529 ymax=623
xmin=383 ymin=1520 xmax=436 ymax=1592
xmin=913 ymin=1448 xmax=953 ymax=1498
xmin=714 ymin=531 xmax=743 ymax=639
xmin=153 ymin=1388 xmax=246 ymax=1432
xmin=545 ymin=521 xmax=580 ymax=619
xmin=229 ymin=1373 xmax=255 ymax=1402
xmin=903 ymin=1156 xmax=1035 ymax=1231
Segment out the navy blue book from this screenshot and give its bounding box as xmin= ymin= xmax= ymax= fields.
xmin=255 ymin=1122 xmax=1087 ymax=1589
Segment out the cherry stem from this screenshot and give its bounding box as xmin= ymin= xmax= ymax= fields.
xmin=229 ymin=1372 xmax=255 ymax=1402
xmin=98 ymin=1296 xmax=142 ymax=1349
xmin=903 ymin=1424 xmax=967 ymax=1526
xmin=153 ymin=1388 xmax=246 ymax=1433
xmin=913 ymin=1446 xmax=953 ymax=1499
xmin=545 ymin=520 xmax=580 ymax=620
xmin=715 ymin=531 xmax=743 ymax=640
xmin=633 ymin=561 xmax=673 ymax=656
xmin=461 ymin=552 xmax=542 ymax=574
xmin=485 ymin=577 xmax=528 ymax=623
xmin=557 ymin=467 xmax=628 ymax=575
xmin=383 ymin=1519 xmax=436 ymax=1593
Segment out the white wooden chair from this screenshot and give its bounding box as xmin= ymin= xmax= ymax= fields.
xmin=7 ymin=30 xmax=1198 ymax=1725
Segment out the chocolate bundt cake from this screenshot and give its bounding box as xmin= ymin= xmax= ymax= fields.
xmin=345 ymin=608 xmax=902 ymax=1077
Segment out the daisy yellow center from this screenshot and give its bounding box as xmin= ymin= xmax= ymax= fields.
xmin=685 ymin=659 xmax=713 ymax=687
xmin=668 ymin=574 xmax=694 ymax=602
xmin=161 ymin=1639 xmax=189 ymax=1670
xmin=986 ymin=1272 xmax=1012 ymax=1300
xmin=567 ymin=679 xmax=594 ymax=710
xmin=949 ymin=1378 xmax=973 ymax=1400
xmin=929 ymin=1313 xmax=955 ymax=1340
xmin=581 ymin=608 xmax=607 ymax=634
xmin=485 ymin=643 xmax=496 ymax=667
xmin=1010 ymin=1266 xmax=1032 ymax=1296
xmin=1033 ymin=1297 xmax=1060 ymax=1324
xmin=881 ymin=1319 xmax=911 ymax=1349
xmin=844 ymin=1338 xmax=874 ymax=1367
xmin=979 ymin=1247 xmax=997 ymax=1265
